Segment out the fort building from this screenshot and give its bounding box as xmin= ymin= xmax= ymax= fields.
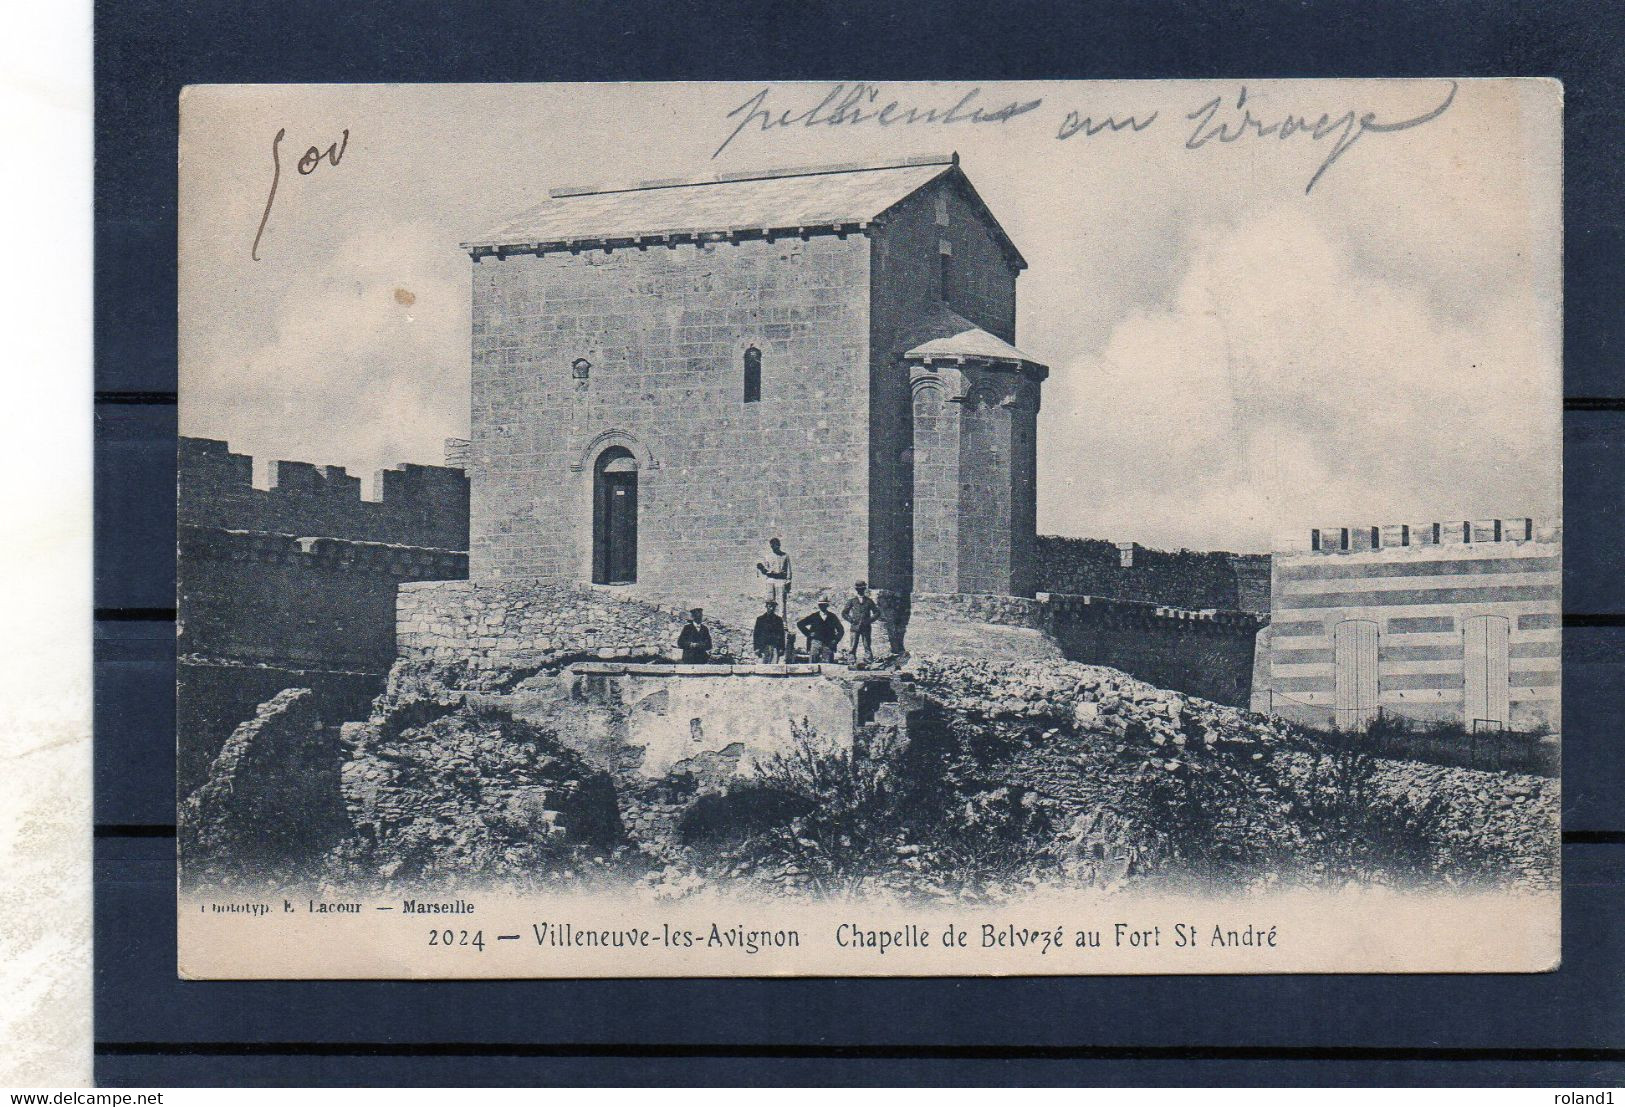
xmin=1250 ymin=518 xmax=1561 ymax=733
xmin=460 ymin=153 xmax=1047 ymax=623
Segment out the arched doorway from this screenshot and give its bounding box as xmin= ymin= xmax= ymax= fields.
xmin=592 ymin=447 xmax=638 ymax=584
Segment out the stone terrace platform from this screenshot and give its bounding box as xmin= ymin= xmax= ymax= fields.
xmin=495 ymin=660 xmax=917 ymax=783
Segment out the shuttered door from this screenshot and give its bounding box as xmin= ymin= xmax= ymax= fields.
xmin=1333 ymin=619 xmax=1379 ymax=731
xmin=1463 ymin=615 xmax=1510 ymax=729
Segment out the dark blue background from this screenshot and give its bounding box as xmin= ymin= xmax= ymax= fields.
xmin=94 ymin=0 xmax=1625 ymax=1086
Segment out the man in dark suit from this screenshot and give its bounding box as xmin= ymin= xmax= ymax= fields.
xmin=752 ymin=599 xmax=786 ymax=662
xmin=796 ymin=596 xmax=845 ymax=663
xmin=677 ymin=607 xmax=712 ymax=664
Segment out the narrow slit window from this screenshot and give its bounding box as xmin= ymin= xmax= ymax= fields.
xmin=938 ymin=240 xmax=954 ymax=303
xmin=743 ymin=345 xmax=762 ymax=403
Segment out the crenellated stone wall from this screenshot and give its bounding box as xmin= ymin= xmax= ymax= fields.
xmin=1034 ymin=535 xmax=1270 ymax=614
xmin=177 ymin=436 xmax=470 ymax=795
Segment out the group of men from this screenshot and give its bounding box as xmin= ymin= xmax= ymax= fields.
xmin=673 ymin=537 xmax=884 ymax=665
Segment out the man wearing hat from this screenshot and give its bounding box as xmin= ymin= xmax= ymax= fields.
xmin=677 ymin=607 xmax=712 ymax=664
xmin=841 ymin=580 xmax=881 ymax=662
xmin=796 ymin=594 xmax=845 ymax=664
xmin=752 ymin=599 xmax=786 ymax=663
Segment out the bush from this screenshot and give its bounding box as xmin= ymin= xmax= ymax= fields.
xmin=1271 ymin=743 xmax=1499 ymax=886
xmin=744 ymin=718 xmax=906 ymax=883
xmin=685 ymin=715 xmax=1060 ymax=896
xmin=1107 ymin=745 xmax=1291 ymax=886
xmin=1305 ymin=713 xmax=1558 ymax=776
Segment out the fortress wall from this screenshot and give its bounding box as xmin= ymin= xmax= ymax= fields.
xmin=1034 ymin=535 xmax=1270 ymax=613
xmin=1042 ymin=595 xmax=1262 ymax=709
xmin=1253 ymin=518 xmax=1561 ymax=732
xmin=179 ymin=436 xmax=469 ymax=550
xmin=177 ymin=437 xmax=471 ymax=793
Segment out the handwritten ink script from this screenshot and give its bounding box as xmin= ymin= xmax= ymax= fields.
xmin=252 ymin=127 xmax=350 ymax=261
xmin=714 ymin=84 xmax=1044 ymax=159
xmin=1182 ymin=83 xmax=1458 ymax=192
xmin=717 ymin=82 xmax=1458 ymax=193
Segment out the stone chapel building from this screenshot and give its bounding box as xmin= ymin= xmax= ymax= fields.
xmin=461 ymin=153 xmax=1048 ymax=617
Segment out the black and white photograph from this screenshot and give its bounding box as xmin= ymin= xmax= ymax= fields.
xmin=172 ymin=79 xmax=1561 ymax=977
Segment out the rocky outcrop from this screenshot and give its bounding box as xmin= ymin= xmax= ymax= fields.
xmin=907 ymin=656 xmax=1558 ymax=889
xmin=179 ymin=688 xmax=351 ymax=883
xmin=180 ymin=648 xmax=1556 ymax=895
xmin=334 ymin=703 xmax=626 ymax=884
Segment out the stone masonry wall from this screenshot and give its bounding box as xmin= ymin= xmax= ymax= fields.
xmin=176 ymin=661 xmax=381 ymax=799
xmin=904 ymin=591 xmax=1260 ymax=707
xmin=1035 ymin=536 xmax=1270 ymax=614
xmin=469 ymin=233 xmax=873 ymax=608
xmin=869 ymin=174 xmax=1022 ymax=595
xmin=1046 ymin=609 xmax=1260 ymax=708
xmin=397 ymin=578 xmax=746 ymax=669
xmin=178 ymin=437 xmax=470 ymax=797
xmin=179 ymin=436 xmax=469 ymax=550
xmin=903 ymin=591 xmax=1063 ymax=661
xmin=178 ymin=529 xmax=469 ymax=671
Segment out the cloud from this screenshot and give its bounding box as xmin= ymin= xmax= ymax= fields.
xmin=181 ymin=218 xmax=469 ymax=484
xmin=1037 ymin=201 xmax=1560 ymax=551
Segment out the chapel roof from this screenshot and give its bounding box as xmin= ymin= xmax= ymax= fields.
xmin=465 ymin=153 xmax=1025 ymax=268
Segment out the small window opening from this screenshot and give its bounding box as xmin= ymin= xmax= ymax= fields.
xmin=934 ymin=196 xmax=949 ymax=226
xmin=938 ymin=240 xmax=954 ymax=303
xmin=743 ymin=346 xmax=762 ymax=403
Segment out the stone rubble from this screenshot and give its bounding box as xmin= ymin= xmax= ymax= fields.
xmin=183 ymin=645 xmax=1558 ymax=896
xmin=907 ymin=654 xmax=1558 ymax=890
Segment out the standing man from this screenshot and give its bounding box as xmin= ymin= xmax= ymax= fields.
xmin=752 ymin=599 xmax=786 ymax=663
xmin=756 ymin=537 xmax=791 ymax=613
xmin=796 ymin=595 xmax=845 ymax=663
xmin=677 ymin=607 xmax=712 ymax=664
xmin=841 ymin=580 xmax=881 ymax=662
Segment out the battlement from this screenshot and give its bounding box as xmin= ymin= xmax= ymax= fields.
xmin=179 ymin=437 xmax=469 ymax=551
xmin=1034 ymin=535 xmax=1271 ymax=614
xmin=1039 ymin=592 xmax=1265 ymax=634
xmin=1300 ymin=517 xmax=1561 ymax=555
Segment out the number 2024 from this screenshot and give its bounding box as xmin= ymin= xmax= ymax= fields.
xmin=429 ymin=929 xmax=485 ymax=951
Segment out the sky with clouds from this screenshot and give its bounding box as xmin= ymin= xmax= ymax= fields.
xmin=179 ymin=80 xmax=1560 ymax=552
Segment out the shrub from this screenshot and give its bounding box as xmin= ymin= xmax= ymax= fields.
xmin=1304 ymin=713 xmax=1558 ymax=776
xmin=1111 ymin=748 xmax=1291 ymax=886
xmin=1272 ymin=743 xmax=1499 ymax=886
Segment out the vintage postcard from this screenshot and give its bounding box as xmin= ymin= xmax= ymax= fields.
xmin=176 ymin=80 xmax=1561 ymax=977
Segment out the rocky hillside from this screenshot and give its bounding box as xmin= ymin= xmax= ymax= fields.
xmin=905 ymin=656 xmax=1557 ymax=891
xmin=179 ymin=652 xmax=1558 ymax=897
